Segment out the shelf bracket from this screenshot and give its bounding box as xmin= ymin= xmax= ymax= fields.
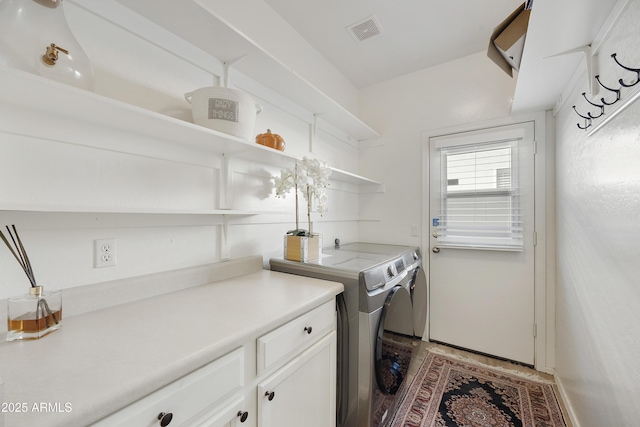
xmin=311 ymin=113 xmax=329 ymax=153
xmin=545 ymin=44 xmax=598 ymax=96
xmin=223 ymin=55 xmax=248 ymax=88
xmin=219 ymin=154 xmax=234 ymax=210
xmin=310 ymin=115 xmax=318 ymax=153
xmin=220 ymin=214 xmax=231 ymax=260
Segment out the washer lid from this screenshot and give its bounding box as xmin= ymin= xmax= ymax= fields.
xmin=326 ymin=255 xmax=387 ymax=271
xmin=270 ymin=243 xmax=421 ymax=288
xmin=326 ymin=242 xmax=416 ymax=257
xmin=309 ymin=249 xmax=391 ymax=272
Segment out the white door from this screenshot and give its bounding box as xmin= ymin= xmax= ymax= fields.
xmin=428 ymin=122 xmax=535 ymax=365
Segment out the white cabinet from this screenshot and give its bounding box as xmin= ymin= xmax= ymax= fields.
xmin=255 ymin=300 xmax=337 ymax=427
xmin=90 ymin=299 xmax=337 ymax=427
xmin=257 ymin=300 xmax=337 ymax=427
xmin=257 ymin=332 xmax=337 ymax=427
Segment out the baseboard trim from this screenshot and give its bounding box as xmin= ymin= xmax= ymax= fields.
xmin=553 ymin=369 xmax=581 ymax=427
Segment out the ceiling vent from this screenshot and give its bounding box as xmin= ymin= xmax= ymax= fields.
xmin=347 ymin=15 xmax=382 ymax=42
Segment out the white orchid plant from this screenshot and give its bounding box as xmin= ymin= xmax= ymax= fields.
xmin=274 ymin=157 xmax=331 ymax=237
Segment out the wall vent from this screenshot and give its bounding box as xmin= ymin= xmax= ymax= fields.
xmin=347 ymin=15 xmax=382 ymax=42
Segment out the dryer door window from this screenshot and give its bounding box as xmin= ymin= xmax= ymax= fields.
xmin=375 ymin=285 xmax=415 ymax=395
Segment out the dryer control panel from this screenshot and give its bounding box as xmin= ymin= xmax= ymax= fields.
xmin=385 ymin=258 xmax=406 ymax=280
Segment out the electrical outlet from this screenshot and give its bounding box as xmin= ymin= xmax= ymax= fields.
xmin=94 ymin=238 xmax=117 ymax=268
xmin=411 ymin=225 xmax=419 ymax=237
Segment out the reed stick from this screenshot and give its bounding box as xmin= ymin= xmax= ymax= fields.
xmin=1 ymin=224 xmax=58 ymax=325
xmin=13 ymin=225 xmax=37 ymax=286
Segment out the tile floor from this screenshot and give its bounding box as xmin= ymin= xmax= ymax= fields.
xmin=403 ymin=340 xmax=573 ymax=427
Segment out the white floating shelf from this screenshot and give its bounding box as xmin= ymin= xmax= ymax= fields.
xmin=0 ymin=209 xmax=259 ymax=229
xmin=329 ymin=167 xmax=382 ymax=187
xmin=0 ymin=66 xmax=379 ymax=187
xmin=0 ymin=65 xmax=251 ymax=156
xmin=0 ymin=207 xmax=256 ymax=215
xmin=84 ymin=0 xmax=379 ymax=141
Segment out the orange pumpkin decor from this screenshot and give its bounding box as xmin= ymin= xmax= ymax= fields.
xmin=256 ymin=129 xmax=285 ymax=151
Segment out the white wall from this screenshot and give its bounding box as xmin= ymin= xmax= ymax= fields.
xmin=357 ymin=51 xmax=517 ymax=245
xmin=0 ymin=2 xmax=360 ymax=307
xmin=553 ymin=1 xmax=640 ymax=425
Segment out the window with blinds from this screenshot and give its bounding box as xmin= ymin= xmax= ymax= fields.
xmin=436 ymin=139 xmax=523 ymax=250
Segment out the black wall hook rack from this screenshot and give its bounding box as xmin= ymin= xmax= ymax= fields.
xmin=574 ymin=52 xmax=639 ymax=131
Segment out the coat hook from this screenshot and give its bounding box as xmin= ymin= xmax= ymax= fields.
xmin=595 ymin=75 xmax=621 ymax=106
xmin=576 ymin=122 xmax=590 ymax=130
xmin=582 ymin=92 xmax=604 ymax=119
xmin=572 ymin=105 xmax=592 ymax=130
xmin=611 ymin=53 xmax=640 ymax=88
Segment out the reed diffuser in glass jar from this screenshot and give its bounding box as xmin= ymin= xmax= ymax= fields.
xmin=1 ymin=225 xmax=62 ymax=341
xmin=7 ymin=286 xmax=62 ymax=341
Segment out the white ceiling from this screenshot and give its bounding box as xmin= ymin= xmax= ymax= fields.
xmin=263 ymin=0 xmax=523 ymax=88
xmin=112 ymin=0 xmax=622 ymax=113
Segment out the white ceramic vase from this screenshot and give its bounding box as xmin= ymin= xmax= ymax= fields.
xmin=0 ymin=0 xmax=95 ymax=90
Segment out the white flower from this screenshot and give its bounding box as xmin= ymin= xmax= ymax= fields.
xmin=300 ymin=157 xmax=331 ymax=216
xmin=274 ymin=167 xmax=296 ymax=198
xmin=316 ymin=192 xmax=329 ymax=216
xmin=273 ymin=157 xmax=331 ymax=234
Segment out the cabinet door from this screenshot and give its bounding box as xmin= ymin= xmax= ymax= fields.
xmin=258 ymin=331 xmax=336 ymax=427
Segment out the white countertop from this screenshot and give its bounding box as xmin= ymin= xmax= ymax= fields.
xmin=0 ymin=269 xmax=343 ymax=427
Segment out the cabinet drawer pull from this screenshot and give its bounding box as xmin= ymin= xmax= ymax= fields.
xmin=265 ymin=390 xmax=276 ymax=401
xmin=237 ymin=410 xmax=249 ymax=423
xmin=157 ymin=412 xmax=173 ymax=426
xmin=304 ymin=326 xmax=313 ymax=334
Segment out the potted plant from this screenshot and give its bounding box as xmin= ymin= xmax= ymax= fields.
xmin=274 ymin=157 xmax=331 ymax=261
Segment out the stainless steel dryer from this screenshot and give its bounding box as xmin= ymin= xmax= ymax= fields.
xmin=269 ymin=242 xmax=427 ymax=427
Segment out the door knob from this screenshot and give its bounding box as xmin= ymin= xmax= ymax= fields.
xmin=432 ymin=246 xmax=440 ymax=254
xmin=265 ymin=390 xmax=276 ymax=401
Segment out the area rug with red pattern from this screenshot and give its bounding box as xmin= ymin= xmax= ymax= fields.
xmin=389 ymin=351 xmax=567 ymax=427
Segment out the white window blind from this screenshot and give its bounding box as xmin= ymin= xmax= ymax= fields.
xmin=436 ymin=139 xmax=523 ymax=251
